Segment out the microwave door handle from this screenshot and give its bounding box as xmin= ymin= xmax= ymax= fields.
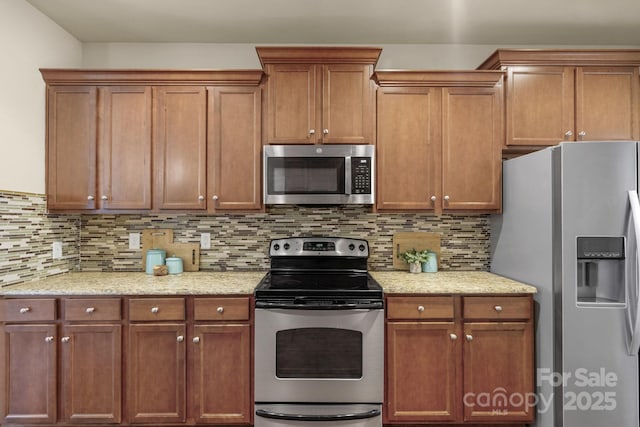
xmin=255 ymin=408 xmax=381 ymax=422
xmin=345 ymin=156 xmax=352 ymax=195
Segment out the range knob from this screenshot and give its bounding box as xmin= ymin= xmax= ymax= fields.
xmin=273 ymin=243 xmax=280 ymax=251
xmin=348 ymin=243 xmax=356 ymax=251
xmin=283 ymin=243 xmax=290 ymax=250
xmin=358 ymin=244 xmax=366 ymax=252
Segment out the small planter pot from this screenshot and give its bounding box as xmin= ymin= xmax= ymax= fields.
xmin=409 ymin=261 xmax=422 ymax=273
xmin=421 ymin=252 xmax=438 ymax=273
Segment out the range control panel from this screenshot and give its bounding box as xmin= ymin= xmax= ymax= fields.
xmin=270 ymin=237 xmax=369 ymax=257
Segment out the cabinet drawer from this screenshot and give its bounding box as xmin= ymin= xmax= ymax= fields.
xmin=194 ymin=297 xmax=250 ymax=321
xmin=2 ymin=298 xmax=56 ymax=322
xmin=129 ymin=298 xmax=185 ymax=321
xmin=63 ymin=298 xmax=121 ymax=321
xmin=463 ymin=296 xmax=531 ymax=320
xmin=387 ymin=296 xmax=454 ymax=320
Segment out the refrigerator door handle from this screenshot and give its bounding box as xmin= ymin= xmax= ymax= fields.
xmin=626 ymin=190 xmax=640 ymax=355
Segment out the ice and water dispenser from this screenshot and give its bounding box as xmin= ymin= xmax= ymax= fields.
xmin=576 ymin=236 xmax=626 ymax=305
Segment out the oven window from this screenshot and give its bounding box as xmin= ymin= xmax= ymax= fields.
xmin=267 ymin=157 xmax=345 ymax=194
xmin=275 ymin=328 xmax=363 ymax=379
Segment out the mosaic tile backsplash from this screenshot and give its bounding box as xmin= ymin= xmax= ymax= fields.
xmin=1 ymin=191 xmax=490 ymax=285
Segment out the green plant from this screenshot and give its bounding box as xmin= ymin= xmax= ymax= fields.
xmin=400 ymin=248 xmax=433 ymax=264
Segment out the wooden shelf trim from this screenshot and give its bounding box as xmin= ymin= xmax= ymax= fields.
xmin=256 ymin=46 xmax=382 ymax=67
xmin=373 ymin=70 xmax=505 ymax=87
xmin=478 ymin=49 xmax=640 ymax=70
xmin=40 ymin=69 xmax=265 ymax=85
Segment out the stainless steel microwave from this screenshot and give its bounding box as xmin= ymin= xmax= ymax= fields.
xmin=263 ymin=145 xmax=375 ymax=205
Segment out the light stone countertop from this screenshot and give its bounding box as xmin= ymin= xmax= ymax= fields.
xmin=0 ymin=271 xmax=536 ymax=296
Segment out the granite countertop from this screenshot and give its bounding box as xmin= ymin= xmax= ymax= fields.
xmin=0 ymin=271 xmax=535 ymax=296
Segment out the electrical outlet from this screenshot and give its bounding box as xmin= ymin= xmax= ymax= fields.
xmin=52 ymin=241 xmax=63 ymax=259
xmin=200 ymin=232 xmax=211 ymax=250
xmin=129 ymin=232 xmax=141 ymax=250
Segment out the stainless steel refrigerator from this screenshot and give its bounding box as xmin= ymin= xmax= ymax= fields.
xmin=490 ymin=141 xmax=640 ymax=427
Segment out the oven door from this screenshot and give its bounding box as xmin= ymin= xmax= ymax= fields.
xmin=254 ymin=308 xmax=384 ymax=403
xmin=255 ymin=404 xmax=382 ymax=427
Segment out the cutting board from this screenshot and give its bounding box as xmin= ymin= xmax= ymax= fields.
xmin=141 ymin=229 xmax=200 ymax=272
xmin=392 ymin=232 xmax=441 ymax=270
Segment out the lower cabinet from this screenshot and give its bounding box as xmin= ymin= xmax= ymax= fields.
xmin=385 ymin=295 xmax=535 ymax=425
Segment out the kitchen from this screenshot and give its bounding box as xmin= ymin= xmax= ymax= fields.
xmin=1 ymin=1 xmax=640 ymax=427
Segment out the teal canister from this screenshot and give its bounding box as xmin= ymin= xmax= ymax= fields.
xmin=422 ymin=252 xmax=438 ymax=273
xmin=145 ymin=249 xmax=166 ymax=274
xmin=166 ymin=257 xmax=184 ymax=274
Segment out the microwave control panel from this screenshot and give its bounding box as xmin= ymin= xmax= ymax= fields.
xmin=351 ymin=157 xmax=372 ymax=194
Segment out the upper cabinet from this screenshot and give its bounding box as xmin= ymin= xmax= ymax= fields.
xmin=477 ymin=50 xmax=640 ymax=154
xmin=256 ymin=47 xmax=381 ymax=144
xmin=41 ymin=70 xmax=264 ymax=213
xmin=374 ymin=71 xmax=504 ymax=213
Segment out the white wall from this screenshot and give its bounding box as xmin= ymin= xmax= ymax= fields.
xmin=0 ymin=0 xmax=82 ymax=194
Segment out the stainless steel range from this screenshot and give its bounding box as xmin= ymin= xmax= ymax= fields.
xmin=254 ymin=237 xmax=384 ymax=427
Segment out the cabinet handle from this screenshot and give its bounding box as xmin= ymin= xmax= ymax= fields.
xmin=494 ymin=305 xmax=503 ymax=312
xmin=151 ymin=307 xmax=159 ymax=314
xmin=466 ymin=334 xmax=473 ymax=342
xmin=309 ymin=129 xmax=316 ymax=135
xmin=177 ymin=335 xmax=184 ymax=343
xmin=565 ymin=130 xmax=573 ymax=137
xmin=198 ymin=195 xmax=205 ymax=201
xmin=417 ymin=305 xmax=425 ymax=313
xmin=85 ymin=307 xmax=96 ymax=314
xmin=323 ymin=129 xmax=329 ymax=135
xmin=45 ymin=336 xmax=54 ymax=343
xmin=87 ymin=195 xmax=95 ymax=201
xmin=444 ymin=195 xmax=450 ymax=202
xmin=100 ymin=195 xmax=108 ymax=201
xmin=450 ymin=333 xmax=458 ymax=341
xmin=212 ymin=195 xmax=219 ymax=201
xmin=61 ymin=336 xmax=70 ymax=343
xmin=193 ymin=337 xmax=200 ymax=344
xmin=19 ymin=307 xmax=31 ymax=314
xmin=578 ymin=131 xmax=587 ymax=139
xmin=430 ymin=195 xmax=436 ymax=202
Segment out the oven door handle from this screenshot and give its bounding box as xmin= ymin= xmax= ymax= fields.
xmin=255 ymin=408 xmax=381 ymax=422
xmin=255 ymin=301 xmax=383 ymax=309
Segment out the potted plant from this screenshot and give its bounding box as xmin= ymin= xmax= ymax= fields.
xmin=400 ymin=248 xmax=423 ymax=273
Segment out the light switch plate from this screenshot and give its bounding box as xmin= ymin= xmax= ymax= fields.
xmin=129 ymin=232 xmax=141 ymax=250
xmin=52 ymin=241 xmax=62 ymax=259
xmin=200 ymin=232 xmax=211 ymax=250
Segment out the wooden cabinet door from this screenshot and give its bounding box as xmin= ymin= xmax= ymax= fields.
xmin=2 ymin=324 xmax=57 ymax=424
xmin=462 ymin=322 xmax=534 ymax=423
xmin=47 ymin=86 xmax=97 ymax=210
xmin=192 ymin=324 xmax=251 ymax=424
xmin=321 ymin=64 xmax=374 ymax=144
xmin=60 ymin=324 xmax=122 ymax=424
xmin=576 ymin=66 xmax=640 ymax=141
xmin=128 ymin=323 xmax=186 ymax=424
xmin=442 ymin=87 xmax=502 ymax=212
xmin=506 ymin=66 xmax=575 ymax=146
xmin=266 ymin=64 xmax=318 ymax=144
xmin=99 ymin=86 xmax=152 ymax=210
xmin=154 ymin=86 xmax=207 ymax=210
xmin=376 ymin=87 xmax=441 ymax=211
xmin=207 ymin=86 xmax=262 ymax=211
xmin=386 ymin=322 xmax=461 ymax=423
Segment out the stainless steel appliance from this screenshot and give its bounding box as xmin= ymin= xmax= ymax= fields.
xmin=263 ymin=145 xmax=375 ymax=205
xmin=490 ymin=141 xmax=640 ymax=427
xmin=254 ymin=237 xmax=384 ymax=427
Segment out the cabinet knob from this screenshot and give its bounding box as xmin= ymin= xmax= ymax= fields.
xmin=101 ymin=195 xmax=108 ymax=201
xmin=309 ymin=129 xmax=316 ymax=135
xmin=87 ymin=195 xmax=95 ymax=201
xmin=212 ymin=195 xmax=219 ymax=201
xmin=450 ymin=333 xmax=458 ymax=341
xmin=466 ymin=334 xmax=473 ymax=342
xmin=417 ymin=305 xmax=425 ymax=313
xmin=565 ymin=130 xmax=573 ymax=137
xmin=198 ymin=195 xmax=205 ymax=201
xmin=177 ymin=335 xmax=184 ymax=343
xmin=430 ymin=195 xmax=436 ymax=202
xmin=217 ymin=306 xmax=224 ymax=314
xmin=193 ymin=337 xmax=200 ymax=344
xmin=61 ymin=336 xmax=70 ymax=343
xmin=444 ymin=195 xmax=450 ymax=202
xmin=323 ymin=129 xmax=329 ymax=135
xmin=45 ymin=336 xmax=54 ymax=343
xmin=85 ymin=307 xmax=96 ymax=314
xmin=19 ymin=307 xmax=31 ymax=314
xmin=494 ymin=305 xmax=503 ymax=312
xmin=578 ymin=131 xmax=587 ymax=139
xmin=151 ymin=307 xmax=159 ymax=314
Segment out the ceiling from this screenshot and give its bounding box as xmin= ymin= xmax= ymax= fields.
xmin=26 ymin=0 xmax=640 ymax=46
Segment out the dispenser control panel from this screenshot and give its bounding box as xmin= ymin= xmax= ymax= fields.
xmin=577 ymin=236 xmax=625 ymax=259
